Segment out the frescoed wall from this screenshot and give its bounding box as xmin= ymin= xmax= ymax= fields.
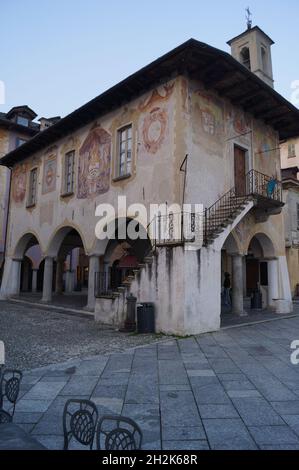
xmin=192 ymin=87 xmax=225 ymax=157
xmin=42 ymin=148 xmax=57 ymax=195
xmin=78 ymin=125 xmax=111 ymax=199
xmin=253 ymin=124 xmax=279 ymax=176
xmin=12 ymin=163 xmax=27 ymax=204
xmin=138 ymin=83 xmax=174 ymax=156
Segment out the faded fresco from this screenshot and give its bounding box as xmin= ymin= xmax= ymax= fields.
xmin=39 ymin=201 xmax=54 ymax=226
xmin=78 ymin=125 xmax=111 ymax=199
xmin=138 ymin=83 xmax=174 ymax=156
xmin=12 ymin=164 xmax=27 ymax=204
xmin=192 ymin=88 xmax=224 ymax=156
xmin=42 ymin=152 xmax=57 ymax=195
xmin=254 ymin=125 xmax=278 ymax=175
xmin=226 ymin=105 xmax=251 ymax=145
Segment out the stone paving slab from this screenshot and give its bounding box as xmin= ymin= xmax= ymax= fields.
xmin=4 ymin=313 xmax=299 ymax=450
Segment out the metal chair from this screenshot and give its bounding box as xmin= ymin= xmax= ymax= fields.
xmin=0 ymin=369 xmax=22 ymax=423
xmin=96 ymin=415 xmax=143 ymax=450
xmin=62 ymin=399 xmax=98 ymax=450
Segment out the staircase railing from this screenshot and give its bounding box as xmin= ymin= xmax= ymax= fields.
xmin=204 ymin=169 xmax=282 ymax=245
xmin=204 ymin=187 xmax=247 ymax=244
xmin=246 ymin=169 xmax=282 ymax=202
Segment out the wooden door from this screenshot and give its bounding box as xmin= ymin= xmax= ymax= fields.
xmin=234 ymin=146 xmax=246 ymax=195
xmin=246 ymin=259 xmax=259 ymax=294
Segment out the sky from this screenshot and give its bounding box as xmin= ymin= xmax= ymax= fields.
xmin=1 ymin=0 xmax=298 ymax=120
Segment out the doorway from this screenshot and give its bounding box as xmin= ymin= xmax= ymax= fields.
xmin=234 ymin=146 xmax=246 ymax=195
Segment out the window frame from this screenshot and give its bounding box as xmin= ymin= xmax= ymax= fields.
xmin=115 ymin=124 xmax=133 ymax=179
xmin=62 ymin=150 xmax=75 ymax=196
xmin=27 ymin=167 xmax=38 ymax=207
xmin=288 ymin=143 xmax=296 ymax=159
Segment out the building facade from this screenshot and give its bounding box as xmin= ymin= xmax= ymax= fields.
xmin=1 ymin=27 xmax=298 ymax=335
xmin=281 ymin=166 xmax=299 ymax=297
xmin=0 ymin=106 xmax=40 ymax=274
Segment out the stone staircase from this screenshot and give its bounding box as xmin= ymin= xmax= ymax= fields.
xmin=204 ymin=190 xmax=252 ymax=246
xmin=106 ymin=251 xmax=155 ymax=300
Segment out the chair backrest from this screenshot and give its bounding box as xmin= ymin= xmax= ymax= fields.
xmin=62 ymin=399 xmax=98 ymax=450
xmin=96 ymin=415 xmax=143 ymax=450
xmin=0 ymin=369 xmax=22 ymax=419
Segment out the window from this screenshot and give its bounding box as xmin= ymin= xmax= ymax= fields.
xmin=28 ymin=168 xmax=37 ymax=206
xmin=16 ymin=137 xmax=27 ymax=148
xmin=261 ymin=47 xmax=267 ymax=73
xmin=16 ymin=115 xmax=29 ymax=127
xmin=240 ymin=47 xmax=251 ymax=70
xmin=117 ymin=125 xmax=132 ymax=177
xmin=64 ymin=150 xmax=75 ymax=194
xmin=288 ymin=143 xmax=296 ymax=158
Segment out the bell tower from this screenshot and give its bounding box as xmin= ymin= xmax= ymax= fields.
xmin=227 ymin=10 xmax=275 ymax=88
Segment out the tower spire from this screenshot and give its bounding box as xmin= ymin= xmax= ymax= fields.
xmin=246 ymin=7 xmax=252 ymax=30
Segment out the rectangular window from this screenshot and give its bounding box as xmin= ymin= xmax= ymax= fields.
xmin=117 ymin=125 xmax=132 ymax=177
xmin=28 ymin=168 xmax=37 ymax=206
xmin=64 ymin=150 xmax=75 ymax=194
xmin=16 ymin=116 xmax=29 ymax=127
xmin=288 ymin=143 xmax=296 ymax=158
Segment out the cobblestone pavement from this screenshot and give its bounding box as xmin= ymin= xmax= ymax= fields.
xmin=6 ymin=314 xmax=299 ymax=450
xmin=0 ymin=300 xmax=163 ymax=369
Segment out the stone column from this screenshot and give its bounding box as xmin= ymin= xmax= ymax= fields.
xmin=267 ymin=258 xmax=279 ymax=308
xmin=42 ymin=256 xmax=54 ymax=303
xmin=31 ymin=269 xmax=38 ymax=293
xmin=65 ymin=270 xmax=75 ymax=293
xmin=10 ymin=259 xmax=22 ymax=296
xmin=85 ymin=255 xmax=100 ymax=311
xmin=232 ymin=254 xmax=245 ymax=315
xmin=21 ymin=261 xmax=30 ymax=292
xmin=55 ymin=259 xmax=64 ymax=294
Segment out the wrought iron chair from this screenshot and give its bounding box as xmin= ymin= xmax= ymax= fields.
xmin=96 ymin=415 xmax=143 ymax=450
xmin=62 ymin=399 xmax=98 ymax=450
xmin=0 ymin=369 xmax=23 ymax=424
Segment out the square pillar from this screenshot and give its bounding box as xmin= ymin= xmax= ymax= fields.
xmin=32 ymin=269 xmax=38 ymax=293
xmin=232 ymin=254 xmax=245 ymax=315
xmin=267 ymin=258 xmax=279 ymax=308
xmin=42 ymin=256 xmax=54 ymax=303
xmin=85 ymin=255 xmax=100 ymax=311
xmin=10 ymin=259 xmax=22 ymax=296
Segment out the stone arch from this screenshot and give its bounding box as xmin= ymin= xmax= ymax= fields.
xmin=46 ymin=223 xmax=88 ymax=258
xmin=222 ymin=231 xmax=242 ymax=255
xmin=13 ymin=231 xmax=43 ymax=259
xmin=92 ymin=216 xmax=152 ymax=256
xmin=245 ymin=231 xmax=276 ymax=258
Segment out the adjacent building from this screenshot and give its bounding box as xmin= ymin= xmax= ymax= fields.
xmin=0 ymin=106 xmax=40 ymax=275
xmin=1 ymin=26 xmax=298 ymax=335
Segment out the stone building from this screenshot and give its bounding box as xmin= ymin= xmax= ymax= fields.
xmin=280 ymin=127 xmax=299 ymax=298
xmin=1 ymin=25 xmax=298 ymax=335
xmin=0 ymin=106 xmax=40 ymax=275
xmin=281 ymin=166 xmax=299 ymax=297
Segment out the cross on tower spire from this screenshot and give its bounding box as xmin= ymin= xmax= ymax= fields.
xmin=246 ymin=7 xmax=252 ymax=30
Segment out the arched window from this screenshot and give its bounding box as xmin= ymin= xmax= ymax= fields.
xmin=261 ymin=47 xmax=267 ymax=73
xmin=240 ymin=47 xmax=251 ymax=70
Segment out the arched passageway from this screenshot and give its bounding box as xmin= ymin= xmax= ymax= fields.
xmin=221 ymin=231 xmax=278 ymax=319
xmin=95 ymin=217 xmax=152 ymax=295
xmin=42 ymin=227 xmax=88 ymax=307
xmin=8 ymin=232 xmax=43 ymax=297
xmin=245 ymin=233 xmax=276 ymax=310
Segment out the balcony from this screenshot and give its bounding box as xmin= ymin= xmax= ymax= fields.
xmin=246 ymin=169 xmax=284 ymax=216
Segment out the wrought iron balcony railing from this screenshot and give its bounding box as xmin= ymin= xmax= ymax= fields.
xmin=204 ymin=169 xmax=283 ymax=245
